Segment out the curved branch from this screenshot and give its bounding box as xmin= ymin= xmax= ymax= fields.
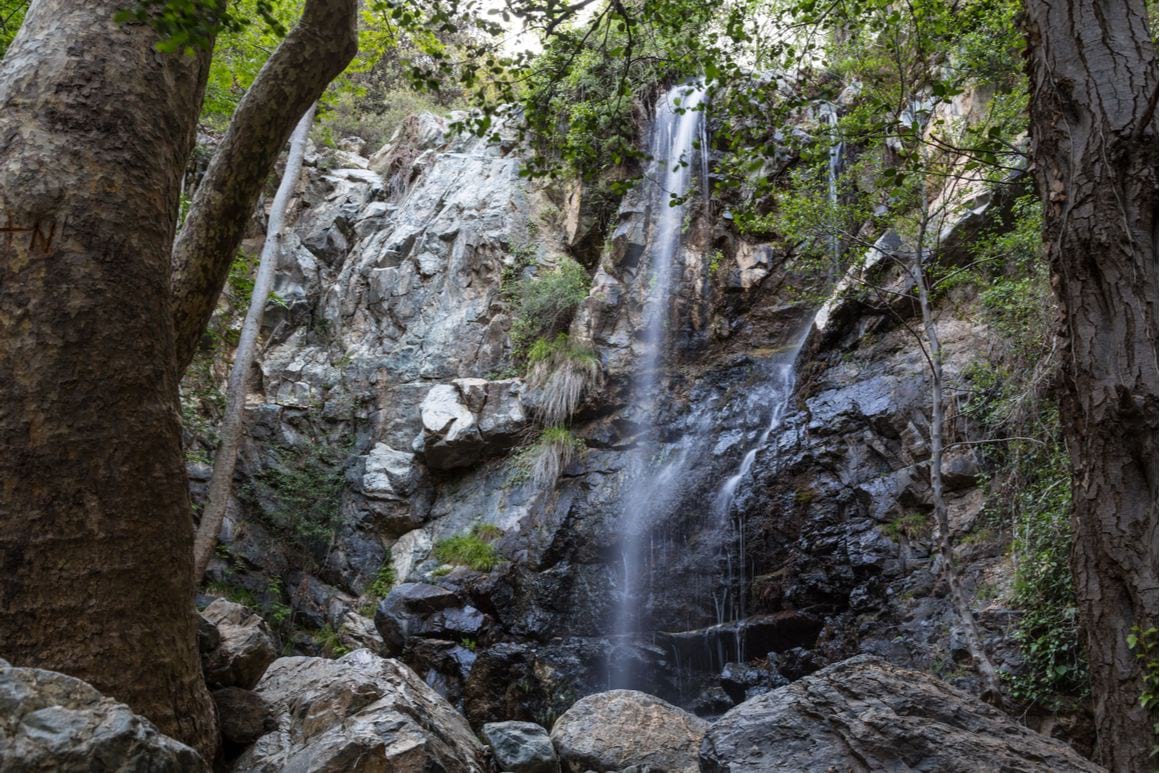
xmin=170 ymin=0 xmax=357 ymax=376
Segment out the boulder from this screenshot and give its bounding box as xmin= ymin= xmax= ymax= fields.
xmin=699 ymin=655 xmax=1103 ymax=772
xmin=476 ymin=378 xmax=528 ymax=447
xmin=200 ymin=599 xmax=278 ymax=690
xmin=482 ymin=721 xmax=559 ymax=773
xmin=234 ymin=649 xmax=486 ymax=772
xmin=419 ymin=384 xmax=483 ymax=469
xmin=212 ymin=686 xmax=274 ymax=750
xmin=718 ymin=660 xmax=788 ymax=704
xmin=361 ymin=443 xmax=420 ymax=500
xmin=374 ymin=582 xmax=486 ymax=657
xmin=418 ymin=380 xmax=529 ymax=470
xmin=550 ymin=690 xmax=708 ymax=773
xmin=0 ymin=661 xmax=206 ymax=771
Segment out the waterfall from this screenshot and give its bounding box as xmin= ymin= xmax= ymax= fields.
xmin=610 ymin=82 xmax=708 ymax=688
xmin=819 ymin=102 xmax=844 ymax=271
xmin=712 ymin=326 xmax=811 ymax=662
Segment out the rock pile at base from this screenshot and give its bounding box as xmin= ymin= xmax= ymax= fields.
xmin=233 ymin=648 xmax=486 ymax=772
xmin=699 ymin=655 xmax=1103 ymax=772
xmin=550 ymin=689 xmax=708 ymax=773
xmin=0 ymin=659 xmax=206 ymax=772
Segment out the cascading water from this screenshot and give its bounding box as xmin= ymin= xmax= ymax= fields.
xmin=711 ymin=329 xmax=810 ymax=662
xmin=819 ymin=102 xmax=844 ymax=273
xmin=709 ymin=102 xmax=842 ymax=665
xmin=610 ymin=82 xmax=709 ymax=688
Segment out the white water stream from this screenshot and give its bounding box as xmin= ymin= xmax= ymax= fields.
xmin=610 ymin=83 xmax=709 ymax=686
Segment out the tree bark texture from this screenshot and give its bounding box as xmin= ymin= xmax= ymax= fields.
xmin=0 ymin=0 xmax=216 ymax=758
xmin=192 ymin=103 xmax=316 ymax=582
xmin=169 ymin=0 xmax=357 ymax=377
xmin=1023 ymin=0 xmax=1158 ymax=768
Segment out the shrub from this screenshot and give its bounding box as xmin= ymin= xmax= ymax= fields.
xmin=433 ymin=524 xmax=503 ymax=572
xmin=883 ymin=512 xmax=931 ymax=542
xmin=527 ymin=334 xmax=601 ymax=425
xmin=366 ymin=559 xmax=395 ymax=603
xmin=509 ymin=258 xmax=590 ymax=360
xmin=314 ymin=624 xmax=349 ymax=658
xmin=1128 ymin=625 xmax=1158 ymax=713
xmin=530 ymin=426 xmax=585 ymax=489
xmin=317 ymin=87 xmax=453 ymax=154
xmin=1003 ymin=427 xmax=1089 ymax=708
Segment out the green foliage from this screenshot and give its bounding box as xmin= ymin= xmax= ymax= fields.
xmin=969 ymin=196 xmax=1050 ymax=357
xmin=0 ymin=0 xmax=27 ymax=59
xmin=526 ymin=333 xmax=595 ymax=367
xmin=1128 ymin=625 xmax=1159 ymax=712
xmin=115 ymin=0 xmax=288 ymax=55
xmin=527 ymin=426 xmax=584 ymax=488
xmin=247 ymin=441 xmax=347 ymax=553
xmin=265 ymin=578 xmax=292 ymax=626
xmin=708 ymin=250 xmax=725 ymax=274
xmin=432 ymin=524 xmax=502 ymax=572
xmin=713 ymin=0 xmax=1030 ymax=286
xmin=318 ymin=86 xmax=451 ymax=150
xmin=195 ymin=0 xmax=302 ymax=126
xmin=313 ymin=624 xmax=349 ymax=657
xmin=1002 ymin=432 xmax=1088 ymax=708
xmin=883 ymin=512 xmax=931 ymax=542
xmin=959 ymin=198 xmax=1087 ymax=708
xmin=366 ymin=559 xmax=396 ymax=602
xmin=509 ymin=257 xmax=590 ymax=360
xmin=526 ymin=333 xmax=600 ymax=425
xmin=206 ymin=579 xmax=259 ymax=608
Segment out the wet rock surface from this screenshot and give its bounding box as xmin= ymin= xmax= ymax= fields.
xmin=0 ymin=660 xmax=206 ymax=772
xmin=374 ymin=582 xmax=487 ymax=657
xmin=699 ymin=655 xmax=1102 ymax=772
xmin=234 ymin=648 xmax=486 ymax=772
xmin=550 ymin=690 xmax=709 ymax=773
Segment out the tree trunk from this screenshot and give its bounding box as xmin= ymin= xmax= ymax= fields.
xmin=911 ymin=184 xmax=1003 ymax=701
xmin=0 ymin=0 xmax=216 ymax=758
xmin=192 ymin=103 xmax=316 ymax=582
xmin=170 ymin=0 xmax=357 ymax=377
xmin=1023 ymin=0 xmax=1158 ymax=768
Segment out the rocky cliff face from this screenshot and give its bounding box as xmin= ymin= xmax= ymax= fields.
xmin=184 ymin=95 xmax=1075 ymax=751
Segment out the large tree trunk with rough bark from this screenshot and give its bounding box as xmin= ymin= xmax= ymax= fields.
xmin=192 ymin=103 xmax=317 ymax=582
xmin=0 ymin=0 xmax=216 ymax=757
xmin=1023 ymin=0 xmax=1158 ymax=768
xmin=170 ymin=0 xmax=357 ymax=376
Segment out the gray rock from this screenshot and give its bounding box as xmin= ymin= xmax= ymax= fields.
xmin=477 ymin=378 xmax=528 ymax=446
xmin=0 ymin=663 xmax=206 ymax=771
xmin=420 ymin=383 xmax=484 ymax=469
xmin=212 ymin=686 xmax=273 ymax=749
xmin=361 ymin=442 xmax=419 ymax=500
xmin=550 ymin=690 xmax=708 ymax=773
xmin=699 ymin=655 xmax=1102 ymax=772
xmin=482 ymin=721 xmax=560 ymax=773
xmin=718 ymin=661 xmax=788 ymax=703
xmin=374 ymin=582 xmax=485 ymax=657
xmin=200 ymin=599 xmax=278 ymax=690
xmin=234 ymin=649 xmax=486 ymax=772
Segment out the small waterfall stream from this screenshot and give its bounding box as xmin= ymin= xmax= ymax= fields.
xmin=711 ymin=329 xmax=811 ymax=662
xmin=611 ymin=83 xmax=708 ymax=687
xmin=819 ymin=102 xmax=844 ymax=273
